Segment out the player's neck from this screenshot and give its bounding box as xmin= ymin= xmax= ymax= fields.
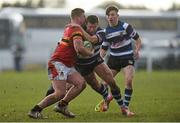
xmin=71 ymin=20 xmax=80 ymax=25
xmin=109 ymin=21 xmax=119 ymax=27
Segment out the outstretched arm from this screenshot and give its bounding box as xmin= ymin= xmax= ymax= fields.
xmin=67 ymin=23 xmax=98 ymax=44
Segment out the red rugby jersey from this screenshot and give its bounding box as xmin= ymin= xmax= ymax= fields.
xmin=50 ymin=26 xmax=84 ymax=67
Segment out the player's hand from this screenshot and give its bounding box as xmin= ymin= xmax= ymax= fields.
xmin=77 ymin=48 xmax=94 ymax=59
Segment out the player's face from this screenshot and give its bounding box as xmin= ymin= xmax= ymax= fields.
xmin=78 ymin=14 xmax=86 ymax=26
xmin=86 ymin=22 xmax=98 ymax=35
xmin=106 ymin=10 xmax=119 ymax=27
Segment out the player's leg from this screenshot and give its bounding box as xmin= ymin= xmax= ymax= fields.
xmin=45 ymin=84 xmax=54 ymax=96
xmin=39 ymin=80 xmax=67 ymax=108
xmin=94 ymin=63 xmax=124 ymax=112
xmin=28 ymin=80 xmax=67 ymax=119
xmin=55 ymin=70 xmax=86 ymax=118
xmin=84 ymin=72 xmax=109 ymax=100
xmin=28 ymin=61 xmax=69 ymax=119
xmin=76 ymin=61 xmax=109 ymax=101
xmin=66 ymin=83 xmax=74 ymax=92
xmin=45 ymin=83 xmax=73 ymax=97
xmin=121 ymin=65 xmax=135 ymax=116
xmin=46 ymin=83 xmax=74 ymax=117
xmin=63 ymin=71 xmax=86 ymax=102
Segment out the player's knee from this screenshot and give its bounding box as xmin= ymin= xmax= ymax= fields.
xmin=77 ymin=80 xmax=86 ymax=90
xmin=54 ymin=92 xmax=66 ymax=100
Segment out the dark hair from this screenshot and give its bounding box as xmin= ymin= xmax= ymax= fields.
xmin=71 ymin=8 xmax=85 ymax=19
xmin=105 ymin=5 xmax=119 ymax=15
xmin=86 ymin=15 xmax=99 ymax=24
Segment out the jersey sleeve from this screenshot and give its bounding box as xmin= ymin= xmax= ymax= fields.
xmin=123 ymin=23 xmax=139 ymax=40
xmin=101 ymin=29 xmax=110 ymax=50
xmin=71 ymin=27 xmax=83 ymax=42
xmin=62 ymin=27 xmax=83 ymax=43
xmin=96 ymin=29 xmax=106 ymax=43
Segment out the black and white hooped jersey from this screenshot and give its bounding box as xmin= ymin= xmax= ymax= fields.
xmin=76 ymin=27 xmax=105 ymax=65
xmin=102 ymin=21 xmax=139 ymax=59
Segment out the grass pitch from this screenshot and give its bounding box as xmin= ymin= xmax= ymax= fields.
xmin=0 ymin=70 xmax=180 ymax=122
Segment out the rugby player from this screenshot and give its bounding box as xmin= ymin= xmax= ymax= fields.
xmin=98 ymin=6 xmax=142 ymax=117
xmin=28 ymin=8 xmax=93 ymax=119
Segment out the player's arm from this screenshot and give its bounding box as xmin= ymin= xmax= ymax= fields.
xmin=73 ymin=33 xmax=93 ymax=57
xmin=134 ymin=37 xmax=142 ymax=59
xmin=100 ymin=41 xmax=110 ymax=58
xmin=67 ymin=23 xmax=98 ymax=44
xmin=80 ymin=28 xmax=98 ymax=44
xmin=126 ymin=23 xmax=141 ymax=59
xmin=100 ymin=49 xmax=107 ymax=58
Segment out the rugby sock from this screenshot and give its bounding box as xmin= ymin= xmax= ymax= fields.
xmin=31 ymin=105 xmax=42 ymax=112
xmin=99 ymin=83 xmax=109 ymax=100
xmin=124 ymin=88 xmax=133 ymax=108
xmin=111 ymin=89 xmax=123 ymax=107
xmin=58 ymin=100 xmax=68 ymax=107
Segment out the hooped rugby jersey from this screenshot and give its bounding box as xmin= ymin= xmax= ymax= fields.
xmin=77 ymin=27 xmax=106 ymax=65
xmin=102 ymin=21 xmax=139 ymax=59
xmin=50 ymin=26 xmax=84 ymax=67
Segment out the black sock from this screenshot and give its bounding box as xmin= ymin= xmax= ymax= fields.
xmin=111 ymin=89 xmax=123 ymax=107
xmin=124 ymin=88 xmax=133 ymax=108
xmin=99 ymin=83 xmax=109 ymax=100
xmin=31 ymin=105 xmax=42 ymax=112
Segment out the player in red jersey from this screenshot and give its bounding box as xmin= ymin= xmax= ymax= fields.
xmin=28 ymin=8 xmax=93 ymax=119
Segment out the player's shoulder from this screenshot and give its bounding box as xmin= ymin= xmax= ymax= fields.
xmin=64 ymin=26 xmax=82 ymax=37
xmin=121 ymin=21 xmax=131 ymax=29
xmin=65 ymin=26 xmax=81 ymax=32
xmin=96 ymin=27 xmax=105 ymax=33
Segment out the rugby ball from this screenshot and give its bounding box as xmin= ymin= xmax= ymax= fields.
xmin=78 ymin=40 xmax=93 ymax=58
xmin=83 ymin=40 xmax=93 ymax=50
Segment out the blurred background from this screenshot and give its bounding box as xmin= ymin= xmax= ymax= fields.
xmin=0 ymin=0 xmax=180 ymax=72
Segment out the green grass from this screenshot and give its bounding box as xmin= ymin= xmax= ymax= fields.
xmin=0 ymin=70 xmax=180 ymax=122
